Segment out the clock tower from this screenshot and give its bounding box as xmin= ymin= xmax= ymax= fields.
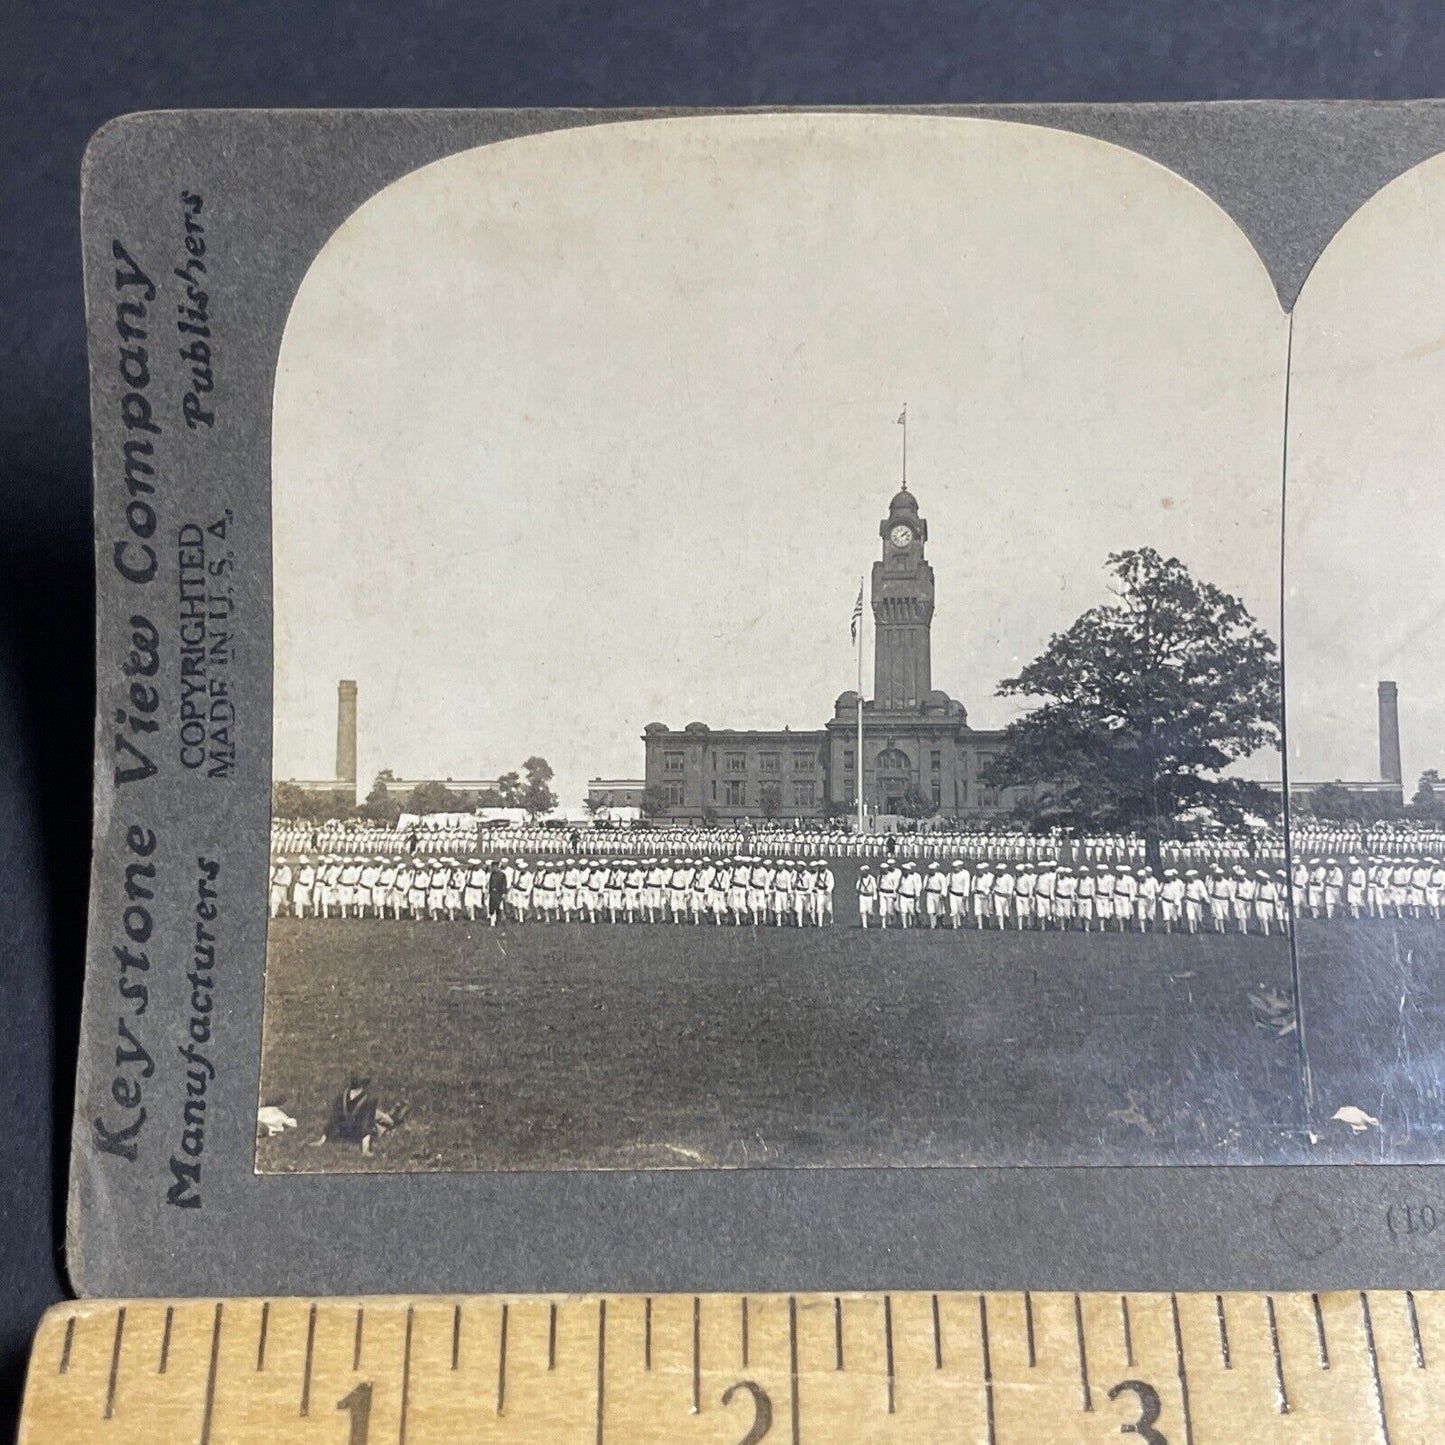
xmin=872 ymin=484 xmax=934 ymax=709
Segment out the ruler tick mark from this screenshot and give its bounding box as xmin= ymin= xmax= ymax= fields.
xmin=789 ymin=1297 xmax=800 ymax=1445
xmin=159 ymin=1306 xmax=174 ymax=1374
xmin=1312 ymin=1292 xmax=1330 ymax=1369
xmin=301 ymin=1302 xmax=317 ymax=1415
xmin=884 ymin=1294 xmax=896 ymax=1414
xmin=1121 ymin=1295 xmax=1134 ymax=1368
xmin=932 ymin=1293 xmax=942 ymax=1370
xmin=199 ymin=1302 xmax=223 ymax=1445
xmin=1266 ymin=1296 xmax=1289 ymax=1414
xmin=497 ymin=1303 xmax=509 ymax=1415
xmin=1171 ymin=1294 xmax=1196 ymax=1445
xmin=741 ymin=1296 xmax=749 ymax=1368
xmin=549 ymin=1301 xmax=558 ymax=1372
xmin=1215 ymin=1295 xmax=1230 ymax=1369
xmin=1074 ymin=1293 xmax=1092 ymax=1411
xmin=256 ymin=1301 xmax=269 ymax=1372
xmin=833 ymin=1296 xmax=844 ymax=1371
xmin=354 ymin=1306 xmax=365 ymax=1371
xmin=1408 ymin=1290 xmax=1425 ymax=1368
xmin=1024 ymin=1290 xmax=1036 ymax=1368
xmin=104 ymin=1306 xmax=125 ymax=1419
xmin=451 ymin=1304 xmax=461 ymax=1371
xmin=979 ymin=1295 xmax=997 ymax=1445
xmin=596 ymin=1299 xmax=607 ymax=1445
xmin=1361 ymin=1293 xmax=1393 ymax=1445
xmin=398 ymin=1305 xmax=414 ymax=1445
xmin=692 ymin=1296 xmax=701 ymax=1414
xmin=58 ymin=1316 xmax=75 ymax=1375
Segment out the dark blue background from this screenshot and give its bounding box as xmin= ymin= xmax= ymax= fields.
xmin=4 ymin=1 xmax=1443 ymax=1430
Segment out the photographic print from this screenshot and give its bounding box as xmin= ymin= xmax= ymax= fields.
xmin=253 ymin=113 xmax=1336 ymax=1173
xmin=1284 ymin=150 xmax=1445 ymax=1162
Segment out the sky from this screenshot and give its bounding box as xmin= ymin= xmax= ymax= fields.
xmin=1287 ymin=151 xmax=1445 ymax=790
xmin=272 ymin=113 xmax=1289 ymax=807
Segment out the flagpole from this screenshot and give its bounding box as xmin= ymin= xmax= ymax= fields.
xmin=856 ymin=574 xmax=865 ymax=835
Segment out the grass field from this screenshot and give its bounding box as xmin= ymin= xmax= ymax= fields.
xmin=262 ymin=843 xmax=1427 ymax=1172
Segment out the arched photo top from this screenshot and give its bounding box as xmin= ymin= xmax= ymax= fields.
xmin=271 ymin=111 xmax=1288 ymax=806
xmin=1285 ymin=147 xmax=1445 ymax=793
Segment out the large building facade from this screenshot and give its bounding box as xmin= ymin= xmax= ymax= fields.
xmin=643 ymin=484 xmax=1042 ymax=822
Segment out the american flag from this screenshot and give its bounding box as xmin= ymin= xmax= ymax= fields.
xmin=850 ymin=581 xmax=864 ymax=643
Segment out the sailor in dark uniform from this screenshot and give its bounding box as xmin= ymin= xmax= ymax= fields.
xmin=487 ymin=858 xmax=509 ymax=925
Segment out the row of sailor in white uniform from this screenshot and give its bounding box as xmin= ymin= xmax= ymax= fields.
xmin=854 ymin=862 xmax=1293 ymax=933
xmin=271 ymin=817 xmax=1288 ymax=867
xmin=1290 ymin=857 xmax=1445 ymax=919
xmin=269 ymin=856 xmax=838 ymax=925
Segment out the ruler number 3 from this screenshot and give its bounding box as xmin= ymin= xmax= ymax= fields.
xmin=1108 ymin=1378 xmax=1167 ymax=1444
xmin=721 ymin=1379 xmax=774 ymax=1442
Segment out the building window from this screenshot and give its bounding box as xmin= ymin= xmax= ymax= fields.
xmin=931 ymin=782 xmax=942 ymax=807
xmin=792 ymin=751 xmax=815 ymax=772
xmin=793 ymin=780 xmax=816 ymax=807
xmin=759 ymin=752 xmax=780 ymax=773
xmin=711 ymin=780 xmax=718 ymax=802
xmin=726 ymin=753 xmax=746 ymax=773
xmin=931 ymin=750 xmax=942 ymax=773
xmin=664 ymin=781 xmax=685 ymax=806
xmin=724 ymin=779 xmax=746 ymax=806
xmin=663 ymin=751 xmax=684 ymax=773
xmin=843 ymin=749 xmax=855 ymax=770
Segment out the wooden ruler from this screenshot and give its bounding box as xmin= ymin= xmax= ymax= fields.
xmin=17 ymin=1292 xmax=1444 ymax=1442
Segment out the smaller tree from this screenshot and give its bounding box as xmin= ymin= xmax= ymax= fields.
xmin=758 ymin=781 xmax=783 ymax=819
xmin=361 ymin=772 xmax=402 ymax=825
xmin=1412 ymin=770 xmax=1444 ymax=820
xmin=582 ymin=794 xmax=604 ymax=817
xmin=495 ymin=770 xmax=523 ymax=808
xmin=640 ymin=784 xmax=672 ymax=819
xmin=520 ymin=756 xmax=558 ymax=818
xmin=272 ymin=781 xmax=310 ymax=820
xmin=405 ymin=780 xmax=464 ymax=816
xmin=1305 ymin=782 xmax=1357 ymax=823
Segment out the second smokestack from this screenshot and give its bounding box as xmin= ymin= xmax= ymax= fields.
xmin=1378 ymin=680 xmax=1402 ymax=785
xmin=336 ymin=679 xmax=358 ymax=784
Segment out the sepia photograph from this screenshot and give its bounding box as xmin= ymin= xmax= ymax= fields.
xmin=252 ymin=112 xmax=1437 ymax=1174
xmin=1283 ymin=148 xmax=1445 ymax=1162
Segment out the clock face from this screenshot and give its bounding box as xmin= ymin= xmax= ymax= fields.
xmin=889 ymin=524 xmax=913 ymax=548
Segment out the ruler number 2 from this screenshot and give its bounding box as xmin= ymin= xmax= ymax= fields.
xmin=1107 ymin=1379 xmax=1167 ymax=1444
xmin=721 ymin=1379 xmax=774 ymax=1442
xmin=337 ymin=1381 xmax=373 ymax=1444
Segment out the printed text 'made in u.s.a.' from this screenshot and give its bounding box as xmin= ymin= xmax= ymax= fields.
xmin=178 ymin=514 xmax=236 ymax=778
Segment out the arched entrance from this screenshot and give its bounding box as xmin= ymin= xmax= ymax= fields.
xmin=875 ymin=746 xmax=913 ymax=812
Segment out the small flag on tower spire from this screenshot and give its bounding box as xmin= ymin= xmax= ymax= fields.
xmin=896 ymin=403 xmax=908 ymax=488
xmin=850 ymin=580 xmax=864 ymax=643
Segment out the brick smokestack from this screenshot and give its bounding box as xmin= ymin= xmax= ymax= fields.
xmin=336 ymin=679 xmax=358 ymax=785
xmin=1378 ymin=680 xmax=1402 ymax=785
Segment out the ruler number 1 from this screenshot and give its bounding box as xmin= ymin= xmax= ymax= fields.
xmin=721 ymin=1379 xmax=774 ymax=1442
xmin=1107 ymin=1379 xmax=1167 ymax=1444
xmin=337 ymin=1381 xmax=373 ymax=1444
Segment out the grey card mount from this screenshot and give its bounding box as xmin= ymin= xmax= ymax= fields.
xmin=74 ymin=105 xmax=1445 ymax=1298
